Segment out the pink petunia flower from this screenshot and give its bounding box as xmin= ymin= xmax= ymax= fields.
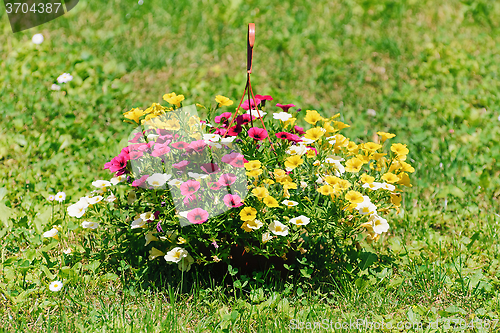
xmin=227 ymin=125 xmax=242 ymax=136
xmin=222 ymin=194 xmax=243 ymax=208
xmin=218 ymin=173 xmax=237 ymax=187
xmin=186 ymin=140 xmax=207 ymax=153
xmin=276 ymin=103 xmax=296 ymax=112
xmin=180 ymin=180 xmax=201 ymax=196
xmin=255 ymin=94 xmax=273 ymax=101
xmin=221 ymin=152 xmax=248 ymax=168
xmin=215 ymin=112 xmax=233 ymax=125
xmin=128 ymin=132 xmax=145 ymax=144
xmin=200 ymin=163 xmax=220 ymax=174
xmin=241 ymin=98 xmax=261 ymax=111
xmin=104 ymin=153 xmax=129 ymax=175
xmin=151 ymin=143 xmax=171 ymax=157
xmin=171 ymin=141 xmax=189 ymax=150
xmin=187 ymin=208 xmax=209 ymax=224
xmin=248 ymin=127 xmax=268 ymax=141
xmin=132 ymin=174 xmax=149 ymax=187
xmin=209 ymin=182 xmax=222 ymax=190
xmin=236 ymin=114 xmax=255 ymax=126
xmin=129 ymin=150 xmax=144 ymax=160
xmin=293 ymin=125 xmax=306 ymax=135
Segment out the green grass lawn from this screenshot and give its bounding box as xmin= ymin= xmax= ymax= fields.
xmin=1 ymin=0 xmax=500 ymax=331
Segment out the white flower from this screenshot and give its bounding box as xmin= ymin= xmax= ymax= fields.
xmin=147 ymin=173 xmax=172 ymax=187
xmin=273 ymin=112 xmax=292 ymax=121
xmin=269 ymin=221 xmax=289 ymax=236
xmin=110 ymin=175 xmax=126 ymax=185
xmin=131 ymin=217 xmax=146 ymax=229
xmin=164 ymin=247 xmax=189 ymax=263
xmin=246 ymin=219 xmax=263 ymax=230
xmin=286 ymin=145 xmax=307 ymax=156
xmin=300 ymin=181 xmax=308 ymax=189
xmin=370 ymin=214 xmax=390 ymax=234
xmin=300 ymin=137 xmax=315 ymax=145
xmin=289 ymin=215 xmax=310 ymax=226
xmin=356 ymin=199 xmax=377 ymax=215
xmin=145 ymin=231 xmax=159 ymax=246
xmin=47 ymin=195 xmax=55 ymax=202
xmin=220 ymin=137 xmax=236 ymax=144
xmin=366 ymin=109 xmax=377 ymax=117
xmin=43 ymin=228 xmax=58 ymax=238
xmin=63 ymin=248 xmax=73 ymax=255
xmin=262 ymin=232 xmax=273 ymax=243
xmin=498 ymin=115 xmax=500 ymax=121
xmin=168 ymin=179 xmax=183 ymax=186
xmin=282 ymin=200 xmax=298 ymax=207
xmin=49 ymin=281 xmax=63 ymax=292
xmin=105 ymin=194 xmax=117 ymax=203
xmin=81 ymin=221 xmax=99 ymax=229
xmin=326 ymin=160 xmax=345 ymax=176
xmin=67 ymin=201 xmax=87 ymax=218
xmin=203 ymin=133 xmax=220 ymax=143
xmin=88 ymin=196 xmax=103 ymax=205
xmin=51 ymin=84 xmax=61 ymax=91
xmin=380 ymin=182 xmax=396 ymax=192
xmin=140 ymin=211 xmax=155 ymax=222
xmin=316 ymin=176 xmax=324 ymax=184
xmin=92 ymin=180 xmax=112 ymax=189
xmin=32 ymin=33 xmax=44 ymax=44
xmin=57 ymin=73 xmax=73 ymax=84
xmin=245 ymin=109 xmax=266 ymax=118
xmin=362 ymin=182 xmax=382 ymax=191
xmin=187 ymin=172 xmax=208 ymax=179
xmin=55 ymin=192 xmax=66 ymax=203
xmin=146 ymin=133 xmax=159 ymax=142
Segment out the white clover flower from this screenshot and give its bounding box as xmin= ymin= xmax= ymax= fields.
xmin=370 ymin=214 xmax=390 ymax=234
xmin=147 ymin=173 xmax=172 ymax=187
xmin=110 ymin=175 xmax=126 ymax=185
xmin=67 ymin=201 xmax=87 ymax=218
xmin=289 ymin=215 xmax=311 ymax=226
xmin=43 ymin=228 xmax=58 ymax=238
xmin=282 ymin=200 xmax=298 ymax=207
xmin=81 ymin=221 xmax=99 ymax=229
xmin=269 ymin=221 xmax=289 ymax=236
xmin=131 ymin=218 xmax=146 ymax=229
xmin=168 ymin=179 xmax=183 ymax=186
xmin=145 ymin=231 xmax=159 ymax=247
xmin=55 ymin=192 xmax=66 ymax=203
xmin=262 ymin=232 xmax=273 ymax=243
xmin=164 ymin=247 xmax=189 ymax=263
xmin=273 ymin=112 xmax=292 ymax=121
xmin=49 ymin=280 xmax=63 ymax=292
xmin=92 ymin=180 xmax=112 ymax=189
xmin=32 ymin=33 xmax=44 ymax=44
xmin=140 ymin=211 xmax=155 ymax=222
xmin=51 ymin=84 xmax=61 ymax=91
xmin=57 ymin=73 xmax=73 ymax=83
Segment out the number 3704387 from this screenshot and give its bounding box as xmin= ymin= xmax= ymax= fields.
xmin=5 ymin=3 xmax=62 ymax=14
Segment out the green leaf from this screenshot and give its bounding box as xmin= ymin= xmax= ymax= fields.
xmin=0 ymin=203 xmax=12 ymax=228
xmin=40 ymin=265 xmax=55 ymax=280
xmin=358 ymin=251 xmax=378 ymax=271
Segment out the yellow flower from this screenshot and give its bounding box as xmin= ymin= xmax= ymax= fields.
xmin=332 ymin=121 xmax=350 ymax=130
xmin=285 ymin=155 xmax=304 ymax=170
xmin=239 ymin=207 xmax=257 ymax=221
xmin=246 ymin=169 xmax=263 ymax=178
xmin=252 ymin=187 xmax=269 ymax=199
xmin=283 ymin=182 xmax=297 ymax=190
xmin=391 ymin=143 xmax=409 ymax=156
xmin=347 ymin=141 xmax=359 ymax=154
xmin=356 ymin=154 xmax=370 ymax=164
xmin=276 ymin=175 xmax=293 ymax=185
xmin=241 ymin=221 xmax=252 ymax=232
xmin=123 ymin=108 xmax=145 ymax=123
xmin=377 ymin=131 xmax=396 ymax=143
xmin=196 ymin=103 xmax=206 ymax=109
xmin=274 ymin=169 xmax=286 ymax=179
xmin=397 ymin=172 xmax=412 ymax=187
xmin=163 ymin=92 xmax=185 ymax=107
xmin=244 ymin=160 xmax=262 ymax=170
xmin=381 ymin=172 xmax=400 ymax=183
xmin=262 ymin=179 xmax=275 ymax=185
xmin=164 ymin=118 xmax=181 ymax=131
xmin=317 ymin=184 xmax=334 ymax=195
xmin=177 ymin=237 xmax=187 ymax=244
xmin=304 ymin=110 xmax=323 ymax=125
xmin=391 ymin=193 xmax=402 ymax=206
xmin=304 ymin=127 xmax=325 ymax=141
xmin=324 ymin=175 xmax=340 ymax=186
xmin=360 ymin=174 xmax=375 ymax=183
xmin=345 ymin=190 xmax=364 ymax=204
xmin=188 ymin=115 xmax=200 ymax=126
xmin=306 ymin=149 xmax=316 ymax=158
xmin=345 ymin=158 xmax=363 ymax=173
xmin=336 ymin=179 xmax=352 ymax=191
xmin=362 ymin=142 xmax=383 ymax=152
xmin=215 ymin=95 xmax=234 ymax=107
xmin=400 ymin=161 xmax=415 ymax=173
xmin=323 ymin=121 xmax=338 ymax=134
xmin=263 ymin=196 xmax=279 ymax=207
xmin=284 ymin=117 xmax=296 ymax=128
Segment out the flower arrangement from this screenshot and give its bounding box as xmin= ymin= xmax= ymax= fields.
xmin=67 ymin=92 xmax=413 ymax=276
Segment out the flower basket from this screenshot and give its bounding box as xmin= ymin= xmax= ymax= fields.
xmin=67 ymin=24 xmax=413 ymax=280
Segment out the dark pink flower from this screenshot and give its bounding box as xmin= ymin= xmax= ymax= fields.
xmin=200 ymin=163 xmax=220 ymax=174
xmin=173 ymin=160 xmax=190 ymax=170
xmin=223 ymin=194 xmax=243 ymax=208
xmin=276 ymin=132 xmax=294 ymax=140
xmin=156 ymin=136 xmax=172 ymax=144
xmin=221 ymin=152 xmax=248 ymax=168
xmin=132 ymin=174 xmax=149 ymax=187
xmin=215 ymin=112 xmax=233 ymax=125
xmin=151 ymin=143 xmax=171 ymax=157
xmin=214 ymin=127 xmax=228 ymax=136
xmin=255 ymin=94 xmax=273 ymax=101
xmin=248 ymin=127 xmax=268 ymax=141
xmin=236 ymin=114 xmax=255 ymax=126
xmin=180 ymin=180 xmax=201 ymax=196
xmin=171 ymin=141 xmax=189 ymax=150
xmin=186 ymin=140 xmax=207 ymax=153
xmin=276 ymin=103 xmax=296 ymax=112
xmin=241 ymin=98 xmax=261 ymax=111
xmin=293 ymin=125 xmax=306 ymax=135
xmin=187 ymin=208 xmax=209 ymax=224
xmin=129 ymin=150 xmax=143 ymax=160
xmin=104 ymin=153 xmax=129 ymax=175
xmin=218 ymin=173 xmax=237 ymax=187
xmin=209 ymin=182 xmax=222 ymax=190
xmin=128 ymin=132 xmax=144 ymax=144
xmin=227 ymin=125 xmax=242 ymax=136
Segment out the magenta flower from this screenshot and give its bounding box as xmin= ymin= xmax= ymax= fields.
xmin=156 ymin=135 xmax=172 ymax=144
xmin=221 ymin=152 xmax=248 ymax=168
xmin=132 ymin=174 xmax=149 ymax=187
xmin=223 ymin=194 xmax=243 ymax=208
xmin=128 ymin=132 xmax=145 ymax=144
xmin=180 ymin=180 xmax=201 ymax=196
xmin=248 ymin=127 xmax=268 ymax=141
xmin=200 ymin=163 xmax=220 ymax=174
xmin=104 ymin=153 xmax=129 ymax=175
xmin=275 ymin=132 xmax=294 ymax=140
xmin=212 ymin=240 xmax=219 ymax=248
xmin=276 ymin=103 xmax=296 ymax=112
xmin=236 ymin=114 xmax=255 ymax=126
xmin=187 ymin=208 xmax=209 ymax=224
xmin=227 ymin=125 xmax=242 ymax=136
xmin=214 ymin=127 xmax=228 ymax=136
xmin=171 ymin=141 xmax=189 ymax=150
xmin=255 ymin=94 xmax=273 ymax=101
xmin=186 ymin=140 xmax=207 ymax=153
xmin=215 ymin=112 xmax=233 ymax=125
xmin=129 ymin=150 xmax=143 ymax=160
xmin=293 ymin=125 xmax=306 ymax=135
xmin=241 ymin=98 xmax=261 ymax=111
xmin=151 ymin=143 xmax=171 ymax=157
xmin=218 ymin=173 xmax=237 ymax=187
xmin=173 ymin=160 xmax=190 ymax=170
